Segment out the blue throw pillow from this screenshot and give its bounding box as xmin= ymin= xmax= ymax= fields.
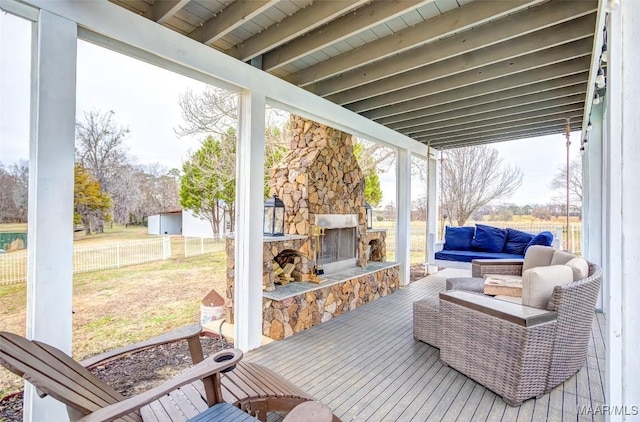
xmin=524 ymin=231 xmax=554 ymax=254
xmin=503 ymin=228 xmax=534 ymax=255
xmin=471 ymin=224 xmax=507 ymax=253
xmin=443 ymin=226 xmax=475 ymax=251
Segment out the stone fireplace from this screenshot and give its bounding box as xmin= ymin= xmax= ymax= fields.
xmin=268 ymin=115 xmax=371 ymax=270
xmin=225 ymin=115 xmax=398 ymax=339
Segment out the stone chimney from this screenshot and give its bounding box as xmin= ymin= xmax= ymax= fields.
xmin=269 ymin=115 xmax=369 ymax=267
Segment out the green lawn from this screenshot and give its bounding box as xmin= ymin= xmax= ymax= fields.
xmin=0 ymin=225 xmax=227 ymax=398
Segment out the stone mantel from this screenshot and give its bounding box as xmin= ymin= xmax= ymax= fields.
xmin=224 ymin=233 xmax=308 ymax=243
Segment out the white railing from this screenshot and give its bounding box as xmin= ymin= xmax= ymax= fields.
xmin=0 ymin=251 xmax=27 ymax=285
xmin=0 ymin=237 xmax=171 ymax=285
xmin=377 ymin=223 xmax=583 ymax=262
xmin=184 ymin=237 xmax=226 ymax=257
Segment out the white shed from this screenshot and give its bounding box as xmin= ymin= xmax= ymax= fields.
xmin=147 ymin=210 xmax=182 ymax=235
xmin=148 ymin=209 xmax=226 ymax=238
xmin=182 ymin=210 xmax=215 ymax=238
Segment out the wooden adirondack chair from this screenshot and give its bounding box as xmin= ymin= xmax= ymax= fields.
xmin=0 ymin=326 xmax=337 ymax=422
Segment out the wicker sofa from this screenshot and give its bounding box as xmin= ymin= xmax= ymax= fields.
xmin=414 ymin=249 xmax=602 ymax=405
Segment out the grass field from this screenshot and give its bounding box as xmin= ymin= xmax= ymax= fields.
xmin=0 ymin=224 xmax=227 ymax=398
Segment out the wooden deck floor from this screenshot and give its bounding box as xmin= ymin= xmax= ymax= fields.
xmin=245 ymin=269 xmax=606 ymax=422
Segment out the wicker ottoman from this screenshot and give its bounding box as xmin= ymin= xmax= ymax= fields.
xmin=445 ymin=277 xmax=485 ymax=294
xmin=413 ymin=296 xmax=440 ymax=348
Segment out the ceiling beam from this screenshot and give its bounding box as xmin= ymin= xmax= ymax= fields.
xmin=404 ymin=96 xmax=584 ymax=135
xmin=345 ymin=38 xmax=593 ymax=113
xmin=364 ymin=63 xmax=590 ymax=121
xmin=307 ymin=2 xmax=596 ymax=97
xmin=188 ymin=1 xmax=279 ymax=45
xmin=227 ymin=0 xmax=369 ymax=62
xmin=430 ymin=128 xmax=569 ymax=149
xmin=143 ymin=0 xmax=190 ymax=24
xmin=390 ymin=84 xmax=587 ymax=131
xmin=423 ymin=121 xmax=566 ymax=148
xmin=380 ymin=75 xmax=588 ymax=128
xmin=411 ymin=108 xmax=584 ymax=141
xmin=327 ymin=15 xmax=595 ymax=105
xmin=285 ymin=0 xmax=542 ymax=86
xmin=262 ymin=0 xmax=433 ymax=71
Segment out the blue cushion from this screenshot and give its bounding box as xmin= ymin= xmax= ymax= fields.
xmin=435 ymin=249 xmax=524 ymax=263
xmin=503 ymin=228 xmax=534 ymax=255
xmin=524 ymin=231 xmax=554 ymax=254
xmin=470 ymin=224 xmax=507 ymax=253
xmin=443 ymin=226 xmax=475 ymax=251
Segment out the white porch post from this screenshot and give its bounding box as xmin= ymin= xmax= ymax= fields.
xmin=25 ymin=9 xmax=77 ymax=421
xmin=234 ymin=89 xmax=265 ymax=351
xmin=583 ymin=103 xmax=604 ymax=311
xmin=426 ymin=153 xmax=438 ymax=274
xmin=605 ymin=1 xmax=640 ymax=417
xmin=396 ymin=148 xmax=411 ymax=286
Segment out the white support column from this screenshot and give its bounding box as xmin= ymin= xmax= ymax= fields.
xmin=583 ymin=103 xmax=604 ymax=311
xmin=605 ymin=2 xmax=640 ymax=417
xmin=396 ymin=148 xmax=411 ymax=286
xmin=25 ymin=10 xmax=77 ymax=421
xmin=426 ymin=153 xmax=438 ymax=274
xmin=234 ymin=89 xmax=265 ymax=351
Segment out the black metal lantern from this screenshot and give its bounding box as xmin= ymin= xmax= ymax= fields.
xmin=263 ymin=195 xmax=285 ymax=236
xmin=364 ymin=202 xmax=373 ymax=230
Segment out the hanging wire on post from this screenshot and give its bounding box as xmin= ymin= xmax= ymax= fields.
xmin=564 ymin=118 xmax=571 ymax=251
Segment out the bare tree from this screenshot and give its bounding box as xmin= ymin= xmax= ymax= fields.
xmin=353 ymin=137 xmax=396 ymax=175
xmin=550 ymin=157 xmax=582 ymax=214
xmin=175 ymin=87 xmax=238 ymax=138
xmin=0 ymin=161 xmax=29 ymax=223
xmin=440 ymin=145 xmax=523 ymax=226
xmin=75 ymin=109 xmax=130 ymax=191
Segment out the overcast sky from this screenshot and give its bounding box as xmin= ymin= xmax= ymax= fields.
xmin=1 ymin=12 xmax=581 ymax=207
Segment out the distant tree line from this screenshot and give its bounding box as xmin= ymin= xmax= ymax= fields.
xmin=404 ymin=145 xmax=582 ymax=225
xmin=74 ymin=110 xmax=181 ymax=234
xmin=0 ymin=110 xmax=181 ymax=233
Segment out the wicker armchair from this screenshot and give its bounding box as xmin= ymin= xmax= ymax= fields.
xmin=437 ymin=261 xmax=602 ymax=406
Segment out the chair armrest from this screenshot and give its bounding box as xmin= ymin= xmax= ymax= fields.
xmin=439 ymin=291 xmax=556 ymax=327
xmin=434 ymin=241 xmax=444 ymax=253
xmin=80 ymin=325 xmax=203 ymax=369
xmin=471 ymin=259 xmax=523 ymax=278
xmin=77 ymin=348 xmax=243 ymax=422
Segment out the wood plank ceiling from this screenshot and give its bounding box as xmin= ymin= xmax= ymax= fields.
xmin=111 ymin=0 xmax=599 ymax=149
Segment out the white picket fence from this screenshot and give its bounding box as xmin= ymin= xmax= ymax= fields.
xmin=183 ymin=237 xmax=226 ymax=257
xmin=0 ymin=237 xmax=171 ymax=286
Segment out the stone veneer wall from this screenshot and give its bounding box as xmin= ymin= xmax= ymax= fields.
xmin=263 ymin=265 xmax=399 ymax=340
xmin=224 ymin=115 xmax=396 ymax=331
xmin=269 ymin=115 xmax=369 ymax=267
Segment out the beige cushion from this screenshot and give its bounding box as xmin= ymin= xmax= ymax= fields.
xmin=521 ymin=265 xmax=574 ymax=309
xmin=565 ymin=257 xmax=589 ymax=281
xmin=551 ymin=250 xmax=577 ymax=265
xmin=522 ymin=245 xmax=557 ymax=272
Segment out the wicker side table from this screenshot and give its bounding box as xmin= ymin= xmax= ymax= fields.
xmin=413 ymin=296 xmax=440 ymax=348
